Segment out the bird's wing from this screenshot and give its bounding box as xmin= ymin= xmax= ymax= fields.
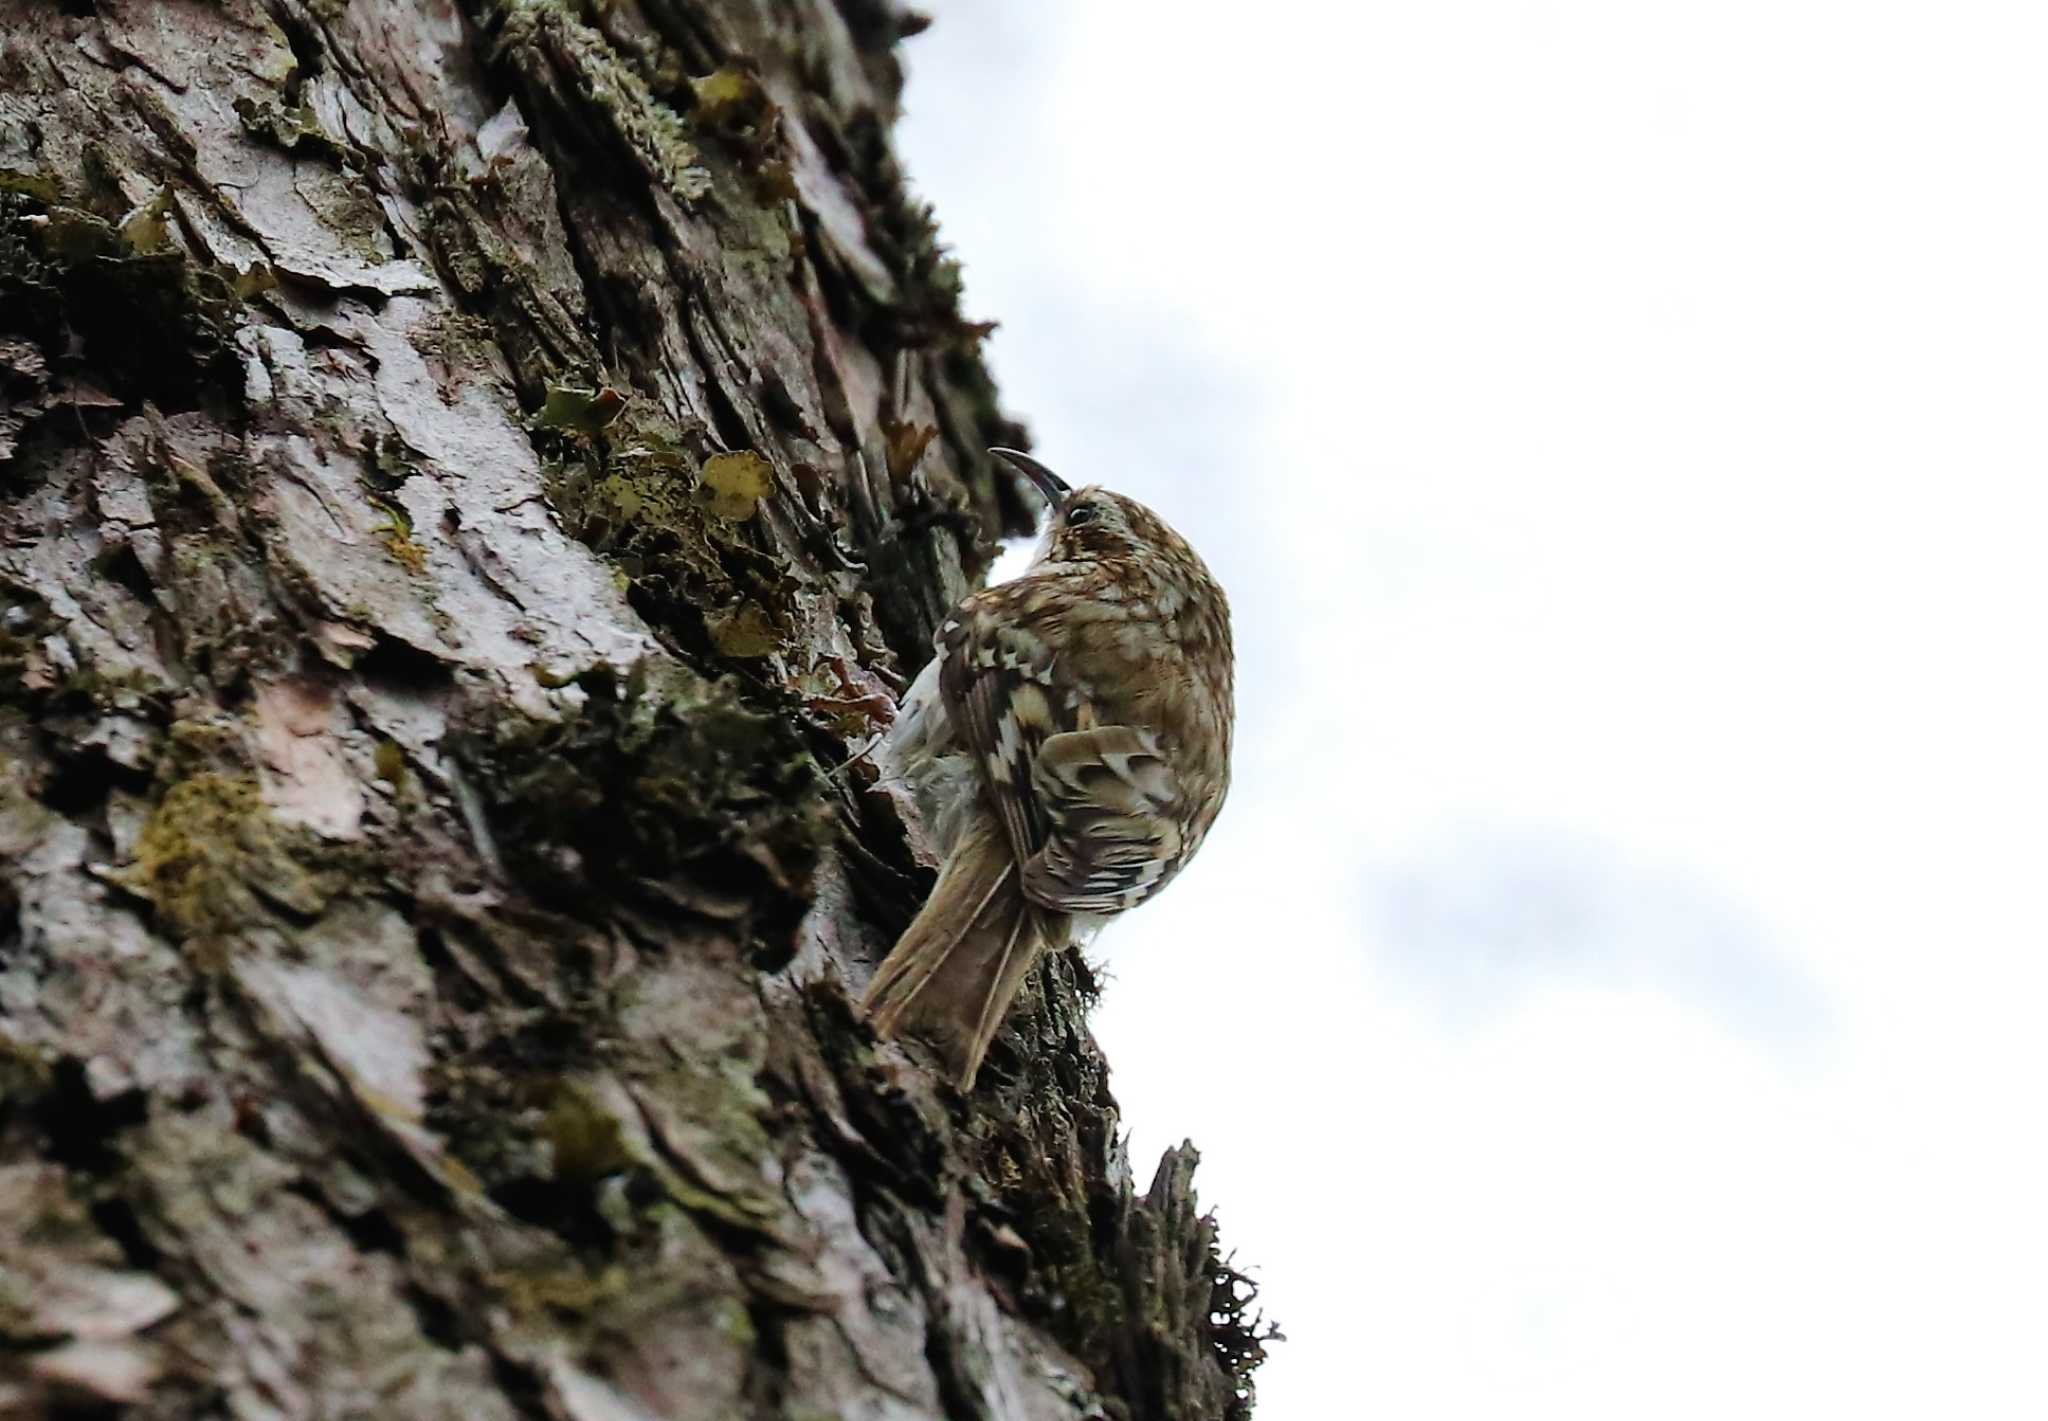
xmin=938 ymin=602 xmax=1070 ymax=867
xmin=1020 ymin=724 xmax=1187 ymax=913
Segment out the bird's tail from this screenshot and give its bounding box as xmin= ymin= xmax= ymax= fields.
xmin=862 ymin=817 xmax=1064 ymax=1090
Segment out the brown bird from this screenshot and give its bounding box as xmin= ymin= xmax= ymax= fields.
xmin=862 ymin=448 xmax=1235 ymax=1088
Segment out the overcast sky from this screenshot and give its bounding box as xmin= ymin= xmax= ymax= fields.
xmin=894 ymin=5 xmax=2048 ymax=1417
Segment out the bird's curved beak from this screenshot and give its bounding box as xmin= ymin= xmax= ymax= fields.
xmin=990 ymin=447 xmax=1070 ymax=511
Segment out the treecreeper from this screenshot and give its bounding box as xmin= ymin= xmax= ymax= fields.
xmin=862 ymin=448 xmax=1237 ymax=1088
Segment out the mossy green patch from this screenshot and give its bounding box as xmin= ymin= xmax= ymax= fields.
xmin=543 ymin=1082 xmax=633 ymax=1186
xmin=450 ymin=659 xmax=823 ymax=909
xmin=493 ymin=2 xmax=711 ymax=204
xmin=991 ymin=1134 xmax=1129 ymax=1356
xmin=686 ymin=68 xmax=770 ymax=130
xmin=538 ymin=415 xmax=804 ymax=659
xmin=623 ymin=1053 xmax=783 ymax=1237
xmin=530 ymin=383 xmax=628 ymax=435
xmin=123 ymin=773 xmax=335 ymax=940
xmin=489 ymin=1258 xmax=632 ymax=1321
xmin=697 ymin=450 xmax=771 ymax=520
xmin=0 ymin=168 xmax=60 ymax=204
xmin=0 ymin=193 xmax=242 ymax=412
xmin=369 ymin=498 xmax=428 ymax=574
xmin=0 ymin=1031 xmax=53 ymax=1117
xmin=233 ymin=95 xmax=350 ymax=164
xmin=705 ymin=602 xmax=779 ymax=658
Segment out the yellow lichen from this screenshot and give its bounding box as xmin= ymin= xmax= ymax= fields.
xmin=531 ymin=384 xmax=628 ymax=434
xmin=371 ymin=500 xmax=429 ymax=574
xmin=706 ymin=602 xmax=780 ymax=658
xmin=697 ymin=451 xmax=772 ymax=520
xmin=125 ymin=772 xmax=334 ymax=940
xmin=129 ymin=774 xmax=265 ymax=938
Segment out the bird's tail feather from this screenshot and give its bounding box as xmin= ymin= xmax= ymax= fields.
xmin=862 ymin=818 xmax=1061 ymax=1089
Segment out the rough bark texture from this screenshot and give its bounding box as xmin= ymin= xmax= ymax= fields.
xmin=0 ymin=3 xmax=1270 ymax=1419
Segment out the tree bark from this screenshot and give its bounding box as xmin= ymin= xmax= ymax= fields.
xmin=0 ymin=3 xmax=1269 ymax=1418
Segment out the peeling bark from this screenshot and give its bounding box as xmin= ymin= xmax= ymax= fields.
xmin=0 ymin=3 xmax=1270 ymax=1418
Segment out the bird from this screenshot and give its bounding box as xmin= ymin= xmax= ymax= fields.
xmin=861 ymin=447 xmax=1235 ymax=1089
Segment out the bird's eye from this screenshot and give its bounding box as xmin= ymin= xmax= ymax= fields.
xmin=1065 ymin=502 xmax=1096 ymax=527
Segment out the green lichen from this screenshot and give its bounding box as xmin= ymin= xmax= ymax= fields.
xmin=704 ymin=602 xmax=778 ymax=659
xmin=229 ymin=96 xmax=393 ymax=263
xmin=0 ymin=167 xmax=60 ymax=204
xmin=697 ymin=451 xmax=771 ymax=520
xmin=415 ymin=189 xmax=603 ymax=411
xmin=489 ymin=1259 xmax=631 ymax=1321
xmin=628 ymin=1056 xmax=782 ymax=1235
xmin=369 ymin=498 xmax=428 ymax=574
xmin=233 ymin=95 xmax=350 ymax=164
xmin=404 ymin=310 xmax=498 ymax=369
xmin=542 ymin=1082 xmax=632 ymax=1185
xmin=0 ymin=193 xmax=241 ymax=411
xmin=999 ymin=1146 xmax=1128 ymax=1355
xmin=708 ymin=1295 xmax=755 ymax=1349
xmin=0 ymin=1031 xmax=53 ymax=1116
xmin=450 ymin=659 xmax=823 ymax=906
xmin=431 ymin=1031 xmax=784 ymax=1279
xmin=529 ymin=383 xmax=628 ymax=435
xmin=493 ymin=2 xmax=711 ymax=204
xmin=535 ymin=412 xmax=807 ymax=659
xmin=123 ymin=772 xmax=335 ymax=941
xmin=681 ymin=66 xmax=799 ymax=207
xmin=414 ymin=15 xmax=812 ymax=658
xmin=686 ymin=68 xmax=771 ymax=131
xmin=958 ymin=982 xmax=1141 ymax=1391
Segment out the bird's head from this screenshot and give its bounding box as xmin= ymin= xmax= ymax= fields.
xmin=991 ymin=447 xmax=1199 ymax=571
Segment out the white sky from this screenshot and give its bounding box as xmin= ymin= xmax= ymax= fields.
xmin=894 ymin=5 xmax=2048 ymax=1417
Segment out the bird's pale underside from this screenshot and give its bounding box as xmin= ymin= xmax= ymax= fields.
xmin=861 ymin=449 xmax=1235 ymax=1088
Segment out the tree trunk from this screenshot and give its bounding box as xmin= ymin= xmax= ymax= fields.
xmin=0 ymin=2 xmax=1269 ymax=1418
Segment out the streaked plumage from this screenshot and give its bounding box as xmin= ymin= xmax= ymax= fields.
xmin=862 ymin=449 xmax=1234 ymax=1088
